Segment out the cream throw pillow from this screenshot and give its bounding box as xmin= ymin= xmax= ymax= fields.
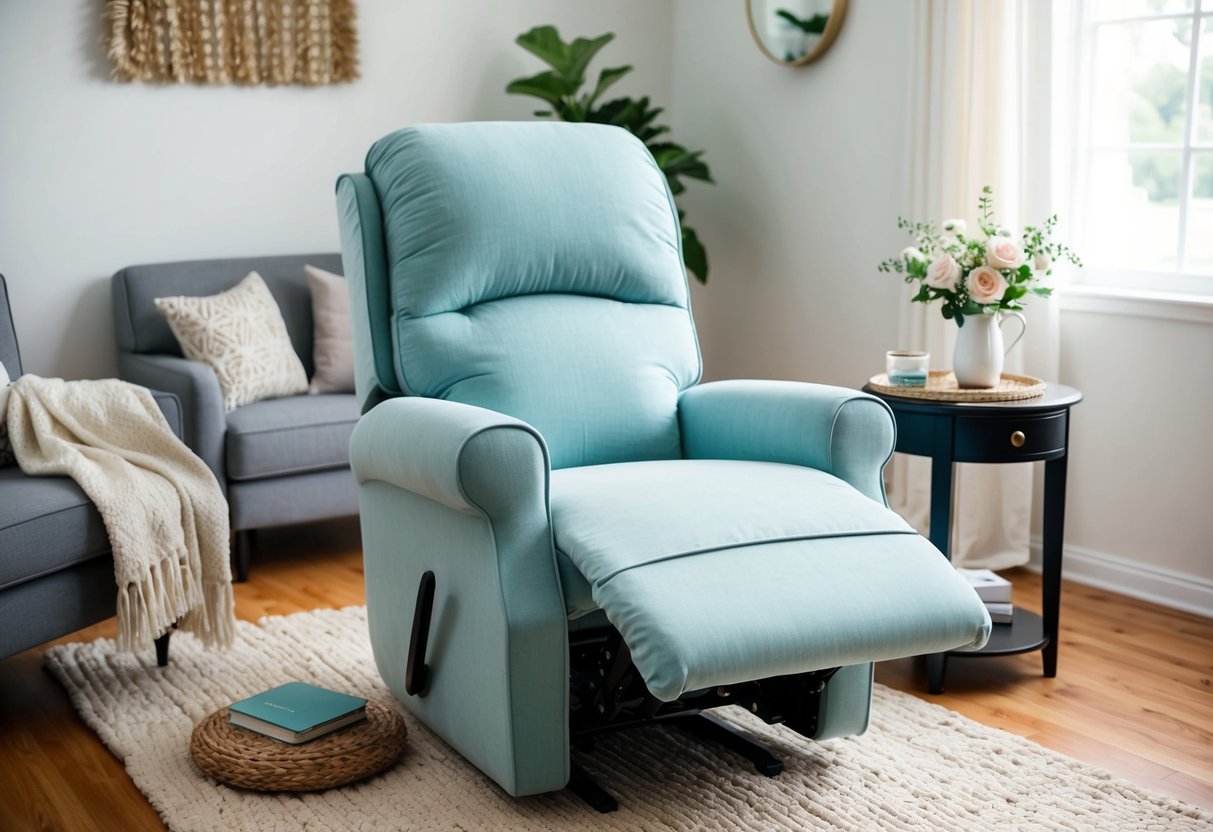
xmin=305 ymin=265 xmax=356 ymax=394
xmin=155 ymin=273 xmax=308 ymax=411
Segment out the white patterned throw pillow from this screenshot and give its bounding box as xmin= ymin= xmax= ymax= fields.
xmin=155 ymin=272 xmax=308 ymax=411
xmin=0 ymin=359 xmax=12 ymax=466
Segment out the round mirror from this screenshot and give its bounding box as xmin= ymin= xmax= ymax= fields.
xmin=746 ymin=0 xmax=848 ymax=67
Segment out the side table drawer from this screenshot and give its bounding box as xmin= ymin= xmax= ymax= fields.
xmin=954 ymin=413 xmax=1067 ymax=462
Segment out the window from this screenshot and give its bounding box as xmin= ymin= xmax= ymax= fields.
xmin=1076 ymin=0 xmax=1213 ymax=294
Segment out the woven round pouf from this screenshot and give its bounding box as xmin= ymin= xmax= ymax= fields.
xmin=190 ymin=700 xmax=407 ymax=792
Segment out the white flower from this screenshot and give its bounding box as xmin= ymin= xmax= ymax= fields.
xmin=901 ymin=246 xmax=926 ymax=264
xmin=942 ymin=218 xmax=967 ymax=235
xmin=967 ymin=265 xmax=1008 ymax=304
xmin=926 ymin=255 xmax=962 ymax=291
xmin=986 ymin=236 xmax=1025 ymax=269
xmin=1033 ymin=251 xmax=1051 ymax=271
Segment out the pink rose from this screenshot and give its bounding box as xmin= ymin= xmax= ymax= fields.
xmin=986 ymin=237 xmax=1024 ymax=269
xmin=967 ymin=265 xmax=1008 ymax=304
xmin=926 ymin=255 xmax=961 ymax=290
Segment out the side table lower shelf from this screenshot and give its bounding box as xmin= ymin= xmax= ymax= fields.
xmin=964 ymin=610 xmax=1049 ymax=656
xmin=927 ymin=610 xmax=1052 ymax=694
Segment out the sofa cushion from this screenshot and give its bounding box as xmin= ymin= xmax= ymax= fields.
xmin=112 ymin=253 xmax=344 ymax=373
xmin=0 ymin=467 xmax=110 ymax=590
xmin=550 ymin=459 xmax=991 ymax=701
xmin=225 ymin=393 xmax=359 ymax=481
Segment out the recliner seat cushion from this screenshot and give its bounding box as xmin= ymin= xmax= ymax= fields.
xmin=550 ymin=459 xmax=992 ymax=701
xmin=0 ymin=468 xmax=109 ymax=590
xmin=224 ymin=394 xmax=359 ymax=481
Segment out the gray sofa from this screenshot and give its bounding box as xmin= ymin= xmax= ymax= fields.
xmin=0 ymin=274 xmax=183 ymax=662
xmin=111 ymin=254 xmax=360 ymax=581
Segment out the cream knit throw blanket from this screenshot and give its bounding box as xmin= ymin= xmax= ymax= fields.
xmin=7 ymin=376 xmax=235 ymax=651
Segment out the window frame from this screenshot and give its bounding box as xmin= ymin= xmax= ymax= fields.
xmin=1071 ymin=0 xmax=1213 ymax=297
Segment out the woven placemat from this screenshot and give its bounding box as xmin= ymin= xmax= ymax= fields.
xmin=190 ymin=699 xmax=407 ymax=792
xmin=868 ymin=370 xmax=1046 ymax=402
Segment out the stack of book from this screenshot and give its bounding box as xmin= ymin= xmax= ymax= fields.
xmin=228 ymin=682 xmax=367 ymax=744
xmin=959 ymin=568 xmax=1013 ymax=625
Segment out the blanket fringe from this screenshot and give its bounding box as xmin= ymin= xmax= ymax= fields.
xmin=179 ymin=581 xmax=237 ymax=649
xmin=115 ymin=549 xmax=200 ymax=653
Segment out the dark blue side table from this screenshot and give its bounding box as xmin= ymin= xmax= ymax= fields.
xmin=863 ymin=382 xmax=1082 ymax=694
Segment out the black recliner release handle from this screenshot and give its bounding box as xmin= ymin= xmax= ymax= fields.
xmin=405 ymin=571 xmax=436 ymax=697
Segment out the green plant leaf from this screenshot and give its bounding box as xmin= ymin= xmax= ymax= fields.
xmin=515 ymin=26 xmax=614 ymax=85
xmin=586 ymin=65 xmax=632 ymax=109
xmin=648 ymin=144 xmax=714 ymax=183
xmin=506 ymin=71 xmax=579 ymax=106
xmin=682 ymin=225 xmax=709 ymax=284
xmin=590 ymin=96 xmax=664 ymax=139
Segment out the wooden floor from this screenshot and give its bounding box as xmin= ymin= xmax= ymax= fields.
xmin=1 ymin=518 xmax=1210 ymax=831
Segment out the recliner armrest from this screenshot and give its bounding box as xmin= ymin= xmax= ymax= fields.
xmin=117 ymin=352 xmax=225 ymax=485
xmin=678 ymin=380 xmax=896 ymax=504
xmin=350 ymin=397 xmax=551 ymax=516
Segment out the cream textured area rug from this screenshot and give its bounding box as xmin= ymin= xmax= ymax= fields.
xmin=45 ymin=606 xmax=1210 ymax=832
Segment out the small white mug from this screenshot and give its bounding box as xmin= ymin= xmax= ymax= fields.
xmin=886 ymin=350 xmax=929 ymax=387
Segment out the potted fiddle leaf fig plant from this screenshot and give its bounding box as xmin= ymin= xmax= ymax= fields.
xmin=506 ymin=25 xmax=714 ymax=284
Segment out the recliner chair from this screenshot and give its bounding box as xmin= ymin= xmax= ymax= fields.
xmin=337 ymin=122 xmax=990 ymax=809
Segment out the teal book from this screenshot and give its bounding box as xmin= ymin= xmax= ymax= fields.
xmin=228 ymin=682 xmax=367 ymax=744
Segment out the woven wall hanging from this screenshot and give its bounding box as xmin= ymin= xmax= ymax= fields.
xmin=105 ymin=0 xmax=359 ymax=85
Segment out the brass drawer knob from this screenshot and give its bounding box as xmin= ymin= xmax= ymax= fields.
xmin=1010 ymin=430 xmax=1026 ymax=448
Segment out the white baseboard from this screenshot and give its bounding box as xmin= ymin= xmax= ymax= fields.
xmin=1027 ymin=537 xmax=1213 ymax=619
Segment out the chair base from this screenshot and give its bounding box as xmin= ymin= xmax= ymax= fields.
xmin=567 ymin=712 xmax=786 ymax=813
xmin=567 ymin=761 xmax=619 ymax=813
xmin=672 ymin=712 xmax=785 ymax=776
xmin=562 ymin=626 xmax=836 ymax=812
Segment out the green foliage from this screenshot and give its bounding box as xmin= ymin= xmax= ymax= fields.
xmin=506 ymin=25 xmax=714 ymax=283
xmin=878 ymin=187 xmax=1082 ymax=325
xmin=774 ymin=9 xmax=828 ymax=35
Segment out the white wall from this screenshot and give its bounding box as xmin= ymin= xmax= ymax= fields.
xmin=0 ymin=0 xmax=673 ymax=380
xmin=1052 ymin=304 xmax=1213 ymax=611
xmin=670 ymin=0 xmax=913 ymax=388
xmin=669 ymin=1 xmax=1213 ymax=612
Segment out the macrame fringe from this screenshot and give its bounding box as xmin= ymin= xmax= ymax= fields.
xmin=104 ymin=0 xmax=357 ymax=85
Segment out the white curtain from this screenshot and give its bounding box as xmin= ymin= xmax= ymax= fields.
xmin=889 ymin=0 xmax=1067 ymax=569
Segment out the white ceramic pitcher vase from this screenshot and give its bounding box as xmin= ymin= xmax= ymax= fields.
xmin=953 ymin=311 xmax=1027 ymax=388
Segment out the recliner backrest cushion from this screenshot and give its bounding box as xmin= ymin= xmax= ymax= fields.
xmin=365 ymin=122 xmax=701 ymax=469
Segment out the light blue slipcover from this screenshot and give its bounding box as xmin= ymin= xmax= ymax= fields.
xmin=339 ymin=122 xmax=991 ymax=798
